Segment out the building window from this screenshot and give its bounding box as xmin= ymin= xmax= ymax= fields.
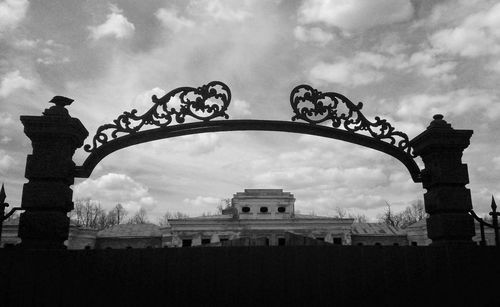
xmin=333 ymin=237 xmax=342 ymax=245
xmin=202 ymin=238 xmax=211 ymax=245
xmin=260 ymin=206 xmax=268 ymax=213
xmin=357 ymin=243 xmax=364 ymax=246
xmin=242 ymin=206 xmax=250 ymax=213
xmin=411 ymin=241 xmax=418 ymax=246
xmin=393 ymin=243 xmax=399 ymax=246
xmin=126 ymin=246 xmax=133 ymax=249
xmin=374 ymin=242 xmax=381 ymax=246
xmin=316 ymin=237 xmax=324 ymax=241
xmin=220 ymin=238 xmax=228 ymax=243
xmin=278 ymin=238 xmax=286 ymax=246
xmin=277 ymin=206 xmax=286 ymax=213
xmin=265 ymin=238 xmax=270 ymax=246
xmin=182 ymin=239 xmax=192 ymax=247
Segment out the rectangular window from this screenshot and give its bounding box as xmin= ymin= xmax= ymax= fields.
xmin=201 ymin=238 xmax=211 ymax=245
xmin=333 ymin=237 xmax=342 ymax=245
xmin=182 ymin=239 xmax=192 ymax=247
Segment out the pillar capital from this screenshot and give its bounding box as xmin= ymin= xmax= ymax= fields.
xmin=411 ymin=114 xmax=473 ymax=156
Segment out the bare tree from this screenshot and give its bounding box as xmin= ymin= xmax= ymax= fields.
xmin=158 ymin=213 xmax=170 ymax=227
xmin=398 ymin=199 xmax=426 ymax=228
xmin=348 ymin=213 xmax=368 ymax=223
xmin=157 ymin=210 xmax=190 ymax=226
xmin=216 ymin=198 xmax=232 ymax=214
xmin=71 ymin=198 xmax=106 ymax=229
xmin=333 ymin=206 xmax=368 ymax=222
xmin=379 ymin=201 xmax=401 ymax=228
xmin=333 ymin=206 xmax=348 ymax=218
xmin=107 ymin=203 xmax=127 ymax=226
xmin=379 ymin=200 xmax=426 ymax=229
xmin=127 ymin=207 xmax=149 ymax=224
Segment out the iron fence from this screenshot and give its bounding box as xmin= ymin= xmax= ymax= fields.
xmin=469 ymin=196 xmax=499 ymax=246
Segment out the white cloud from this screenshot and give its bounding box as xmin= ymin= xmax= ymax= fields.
xmin=488 ymin=59 xmax=500 ymax=73
xmin=89 ymin=4 xmax=135 ymax=40
xmin=0 ymin=150 xmax=15 ymax=174
xmin=298 ymin=0 xmax=413 ymax=32
xmin=294 ymin=26 xmax=335 ymax=45
xmin=0 ymin=70 xmax=35 ymax=98
xmin=132 ymin=87 xmax=167 ymax=109
xmin=0 ymin=136 xmax=12 ymax=144
xmin=253 ymin=166 xmax=387 ymax=190
xmin=183 ymin=196 xmax=220 ymax=208
xmin=177 ymin=133 xmax=221 ymax=155
xmin=228 ymin=99 xmax=251 ymax=117
xmin=0 ymin=0 xmax=28 ymax=33
xmin=309 ymin=48 xmax=457 ymax=87
xmin=309 ymin=59 xmax=385 ymax=87
xmin=493 ymin=156 xmax=500 ymax=170
xmin=429 ymin=2 xmax=500 ymax=57
xmin=188 ymin=0 xmax=251 ymax=22
xmin=155 ymin=8 xmax=195 ymax=32
xmin=12 ymin=38 xmax=39 ymax=49
xmin=74 ymin=173 xmax=157 ymax=213
xmin=396 ymin=89 xmax=500 ymax=120
xmin=0 ymin=112 xmax=13 ymax=127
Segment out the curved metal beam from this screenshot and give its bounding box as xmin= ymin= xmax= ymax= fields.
xmin=75 ymin=120 xmax=421 ymax=182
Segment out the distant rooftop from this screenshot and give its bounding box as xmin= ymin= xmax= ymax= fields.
xmin=233 ymin=189 xmax=294 ymax=198
xmin=351 ymin=223 xmax=405 ymax=236
xmin=97 ymin=223 xmax=162 ymax=238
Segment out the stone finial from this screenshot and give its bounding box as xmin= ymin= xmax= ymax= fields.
xmin=427 ymin=114 xmax=452 ymax=130
xmin=50 ymin=96 xmax=74 ymax=107
xmin=43 ymin=96 xmax=74 ymax=117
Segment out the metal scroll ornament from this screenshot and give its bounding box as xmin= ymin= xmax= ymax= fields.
xmin=290 ymin=85 xmax=411 ymax=154
xmin=84 ymin=81 xmax=231 ymax=152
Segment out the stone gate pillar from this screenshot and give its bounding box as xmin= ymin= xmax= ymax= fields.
xmin=19 ymin=97 xmax=88 ymax=249
xmin=411 ymin=114 xmax=474 ymax=245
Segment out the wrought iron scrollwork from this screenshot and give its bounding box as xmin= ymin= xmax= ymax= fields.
xmin=84 ymin=81 xmax=231 ymax=152
xmin=290 ymin=85 xmax=411 ymax=154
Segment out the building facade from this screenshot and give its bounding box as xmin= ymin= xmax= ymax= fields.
xmin=2 ymin=189 xmax=495 ymax=249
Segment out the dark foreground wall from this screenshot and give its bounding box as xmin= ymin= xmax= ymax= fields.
xmin=0 ymin=246 xmax=498 ymax=307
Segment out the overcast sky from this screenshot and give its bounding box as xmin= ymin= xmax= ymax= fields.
xmin=1 ymin=0 xmax=499 ymax=222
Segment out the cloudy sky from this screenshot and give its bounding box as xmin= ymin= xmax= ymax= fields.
xmin=1 ymin=0 xmax=499 ymax=222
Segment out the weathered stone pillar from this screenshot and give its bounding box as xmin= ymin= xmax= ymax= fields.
xmin=411 ymin=114 xmax=474 ymax=245
xmin=19 ymin=97 xmax=88 ymax=249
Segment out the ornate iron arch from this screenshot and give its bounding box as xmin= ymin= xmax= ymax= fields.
xmin=75 ymin=81 xmax=421 ymax=182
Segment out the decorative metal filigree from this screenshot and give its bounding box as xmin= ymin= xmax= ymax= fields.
xmin=84 ymin=81 xmax=231 ymax=152
xmin=290 ymin=85 xmax=411 ymax=154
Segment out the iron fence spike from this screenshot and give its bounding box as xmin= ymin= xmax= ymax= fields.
xmin=492 ymin=195 xmax=497 ymax=212
xmin=0 ymin=183 xmax=5 ymax=204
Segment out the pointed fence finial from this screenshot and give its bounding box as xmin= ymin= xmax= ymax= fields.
xmin=492 ymin=195 xmax=497 ymax=212
xmin=0 ymin=183 xmax=5 ymax=204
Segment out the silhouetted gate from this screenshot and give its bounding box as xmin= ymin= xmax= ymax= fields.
xmin=18 ymin=81 xmax=475 ymax=248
